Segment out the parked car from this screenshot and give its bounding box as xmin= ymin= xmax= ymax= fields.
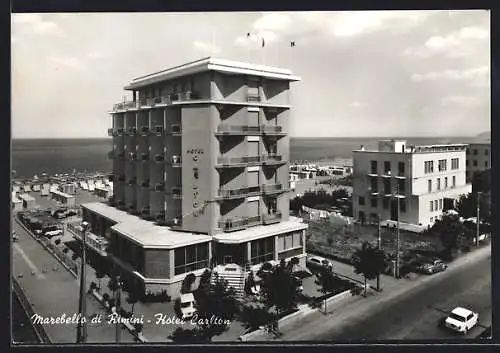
xmin=444 ymin=307 xmax=479 ymax=334
xmin=418 ymin=259 xmax=447 ymax=274
xmin=45 ymin=229 xmax=63 ymax=238
xmin=306 ymin=256 xmax=333 ymax=271
xmin=180 ymin=293 xmax=197 ymax=320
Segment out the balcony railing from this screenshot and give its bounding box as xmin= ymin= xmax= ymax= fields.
xmin=116 ymin=128 xmax=125 ymax=135
xmin=216 ymin=185 xmax=261 ymax=200
xmin=218 ymin=215 xmax=262 ymax=232
xmin=247 ymin=94 xmax=261 ymax=102
xmin=215 ymin=125 xmax=262 ymax=135
xmin=140 ymin=126 xmax=150 ymax=134
xmin=107 ymin=128 xmax=115 ymax=137
xmin=171 ymin=188 xmax=182 ymax=199
xmin=154 ymin=154 xmax=165 ymax=163
xmin=262 ymin=154 xmax=285 ymax=165
xmin=141 ymin=207 xmax=150 ymax=215
xmin=262 ymin=211 xmax=282 ymax=225
xmin=216 ymin=155 xmax=263 ymax=168
xmin=113 ymin=100 xmax=138 ymax=111
xmin=261 ymin=183 xmax=286 ymax=195
xmin=140 ymin=153 xmax=149 ymax=161
xmin=151 ymin=125 xmax=164 ymax=134
xmin=128 ymin=127 xmax=137 ymax=135
xmin=141 ymin=179 xmax=150 ymax=188
xmin=128 ymin=152 xmax=137 ymax=160
xmin=171 ymin=124 xmax=182 ymax=135
xmin=262 ymin=125 xmax=285 ymax=134
xmin=154 ymin=183 xmax=165 ymax=192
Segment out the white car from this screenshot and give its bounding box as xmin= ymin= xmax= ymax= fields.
xmin=306 ymin=256 xmax=333 ymax=271
xmin=444 ymin=307 xmax=479 ymax=334
xmin=180 ymin=293 xmax=197 ymax=320
xmin=45 ymin=229 xmax=63 ymax=237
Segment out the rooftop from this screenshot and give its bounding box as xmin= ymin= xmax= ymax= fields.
xmin=124 ymin=57 xmax=301 ymax=90
xmin=81 ymin=202 xmax=212 ymax=249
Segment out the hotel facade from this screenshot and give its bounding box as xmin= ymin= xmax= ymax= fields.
xmin=72 ymin=58 xmax=308 ymax=295
xmin=466 ymin=142 xmax=491 ymax=182
xmin=352 ymin=140 xmax=472 ymax=231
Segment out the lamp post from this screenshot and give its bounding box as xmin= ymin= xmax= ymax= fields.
xmin=476 ymin=192 xmax=481 ymax=247
xmin=377 ymin=214 xmax=382 ymax=291
xmin=76 ymin=221 xmax=88 ymax=343
xmin=115 ymin=275 xmax=122 ymax=343
xmin=396 ymin=182 xmax=400 ymax=279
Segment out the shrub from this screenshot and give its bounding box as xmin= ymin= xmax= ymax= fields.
xmin=141 ymin=290 xmax=171 ymax=303
xmin=102 ymin=293 xmax=110 ymax=302
xmin=174 ymin=298 xmax=182 ymax=319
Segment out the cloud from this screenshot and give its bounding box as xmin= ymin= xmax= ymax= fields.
xmin=50 ymin=56 xmax=87 ymax=71
xmin=193 ymin=40 xmax=221 ymax=54
xmin=86 ymin=51 xmax=108 ymax=60
xmin=253 ymin=13 xmax=292 ymax=32
xmin=404 ymin=25 xmax=489 ymax=58
xmin=441 ymin=96 xmax=482 ymax=106
xmin=411 ymin=66 xmax=489 ymax=82
xmin=12 ymin=13 xmax=63 ymax=36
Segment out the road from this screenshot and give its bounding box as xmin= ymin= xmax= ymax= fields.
xmin=309 ymin=254 xmax=491 ymax=341
xmin=12 ymin=217 xmax=136 ymax=343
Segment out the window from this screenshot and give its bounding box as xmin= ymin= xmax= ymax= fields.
xmin=359 ymin=196 xmax=365 ymax=206
xmin=174 ymin=243 xmax=209 ymax=275
xmin=466 ymin=160 xmax=469 ymax=167
xmin=384 ymin=179 xmax=391 ymax=194
xmin=430 ymin=201 xmax=434 ymax=212
xmin=473 ymin=149 xmax=478 ymax=155
xmin=473 ymin=160 xmax=478 ymax=167
xmin=382 ymin=198 xmax=389 ymax=210
xmin=485 ymin=149 xmax=489 ymax=156
xmin=277 ymin=232 xmax=302 ymax=252
xmin=451 ymin=158 xmax=459 ymax=170
xmin=370 ymin=177 xmax=378 ymax=192
xmin=466 ymin=148 xmax=470 ymax=155
xmin=400 ymin=199 xmax=406 ymax=213
xmin=384 ymin=161 xmax=391 ymax=174
xmin=485 ymin=161 xmax=489 ymax=168
xmin=193 ymin=168 xmax=199 ymax=180
xmin=424 ymin=161 xmax=434 ymax=174
xmin=428 ymin=179 xmax=432 ymax=193
xmin=438 ymin=159 xmax=447 ymax=172
xmin=398 ymin=179 xmax=405 ymax=194
xmin=371 ymin=197 xmax=378 ymax=208
xmin=430 ymin=217 xmax=434 ymax=223
xmin=370 ymin=160 xmax=377 ymax=174
xmin=452 ymin=176 xmax=456 ymax=187
xmin=439 ymin=199 xmax=443 ymax=210
xmin=437 ymin=178 xmax=441 ymax=190
xmin=251 ymin=237 xmax=275 ymax=264
xmin=434 ymin=200 xmax=438 ymax=210
xmin=398 ymin=162 xmax=405 ymax=176
xmin=444 ymin=177 xmax=448 ymax=189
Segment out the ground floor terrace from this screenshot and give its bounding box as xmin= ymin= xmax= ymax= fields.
xmin=68 ymin=202 xmax=308 ymax=297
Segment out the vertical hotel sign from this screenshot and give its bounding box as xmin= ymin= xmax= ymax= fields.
xmin=187 ymin=148 xmax=205 ymax=217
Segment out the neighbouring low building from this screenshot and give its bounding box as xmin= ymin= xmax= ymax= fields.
xmin=352 ymin=140 xmax=472 ymax=232
xmin=69 ymin=57 xmax=308 ymax=296
xmin=466 ymin=142 xmax=491 ymax=182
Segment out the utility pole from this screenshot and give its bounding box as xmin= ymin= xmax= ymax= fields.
xmin=76 ymin=221 xmax=88 ymax=343
xmin=377 ymin=214 xmax=382 ymax=291
xmin=115 ymin=275 xmax=122 ymax=343
xmin=476 ymin=192 xmax=480 ymax=247
xmin=395 ymin=182 xmax=401 ymax=279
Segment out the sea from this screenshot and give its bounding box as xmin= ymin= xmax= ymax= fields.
xmin=11 ymin=137 xmax=472 ymax=180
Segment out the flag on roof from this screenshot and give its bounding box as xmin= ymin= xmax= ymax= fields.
xmin=290 ymin=41 xmax=296 ymax=47
xmin=262 ymin=38 xmax=265 ymax=47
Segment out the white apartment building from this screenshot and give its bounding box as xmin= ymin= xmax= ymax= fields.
xmin=353 ymin=140 xmax=472 ymax=231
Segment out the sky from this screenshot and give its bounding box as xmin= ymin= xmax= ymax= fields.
xmin=11 ymin=10 xmax=490 ymax=138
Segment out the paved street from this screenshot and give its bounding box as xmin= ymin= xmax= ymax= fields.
xmin=12 ymin=218 xmax=136 ymax=343
xmin=252 ymin=245 xmax=491 ymax=342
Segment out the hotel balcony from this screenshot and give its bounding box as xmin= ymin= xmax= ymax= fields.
xmin=154 ymin=154 xmax=165 ymax=163
xmin=171 ymin=124 xmax=182 ymax=136
xmin=171 ymin=187 xmax=182 ymax=199
xmin=154 ymin=182 xmax=165 ymax=192
xmin=171 ymin=155 xmax=182 ymax=167
xmin=141 ymin=207 xmax=152 ymax=220
xmin=215 ymin=124 xmax=262 ymax=136
xmin=215 ymin=185 xmax=261 ymax=201
xmin=247 ymin=94 xmax=261 ymax=103
xmin=116 ymin=128 xmax=125 ymax=135
xmin=128 ymin=152 xmax=137 ymax=161
xmin=262 ymin=211 xmax=282 ymax=225
xmin=116 ymin=151 xmax=125 ymax=159
xmin=140 ymin=153 xmax=149 ymax=161
xmin=128 ymin=178 xmax=137 ymax=186
xmin=216 ymin=155 xmax=263 ymax=168
xmin=150 ymin=125 xmax=165 ymax=135
xmin=262 ymin=125 xmax=287 ymax=138
xmin=107 ymin=128 xmax=115 ymax=137
xmin=128 ymin=127 xmax=137 ymax=135
xmin=67 ymin=222 xmax=108 ymax=257
xmin=112 ymin=92 xmax=200 ymax=112
xmin=139 ymin=126 xmax=150 ymax=135
xmin=218 ymin=215 xmax=262 ymax=232
xmin=141 ymin=179 xmax=150 ymax=188
xmin=113 ymin=100 xmax=138 ymax=111
xmin=262 ymin=154 xmax=286 ymax=166
xmin=261 ymin=183 xmax=287 ymax=195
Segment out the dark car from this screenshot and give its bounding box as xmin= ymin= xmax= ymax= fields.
xmin=417 ymin=259 xmax=447 ymax=274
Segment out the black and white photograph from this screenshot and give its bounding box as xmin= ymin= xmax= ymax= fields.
xmin=11 ymin=10 xmax=492 ymax=344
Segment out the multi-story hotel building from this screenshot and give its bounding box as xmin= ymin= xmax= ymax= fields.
xmin=73 ymin=57 xmax=308 ymax=295
xmin=352 ymin=140 xmax=472 ymax=231
xmin=466 ymin=142 xmax=491 ymax=181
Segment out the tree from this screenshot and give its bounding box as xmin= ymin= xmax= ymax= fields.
xmin=126 ymin=292 xmax=138 ymax=314
xmin=315 ymin=268 xmax=339 ymax=313
xmin=169 ymin=327 xmax=205 ymax=343
xmin=456 ymin=193 xmax=490 ymax=221
xmin=95 ymin=269 xmax=105 ymax=290
xmin=238 ymin=302 xmax=277 ymax=333
xmin=351 ymin=242 xmax=386 ymax=297
xmin=181 ymin=273 xmax=196 ymax=294
xmin=423 ymin=214 xmax=473 ymax=260
xmin=471 ymin=169 xmax=491 ymax=193
xmin=260 ymin=259 xmax=300 ymax=325
xmin=55 ymin=239 xmax=61 ymax=246
xmin=197 ymin=269 xmax=212 ymax=294
xmin=190 ymin=274 xmax=240 ymax=342
xmin=133 ymin=323 xmax=143 ymax=336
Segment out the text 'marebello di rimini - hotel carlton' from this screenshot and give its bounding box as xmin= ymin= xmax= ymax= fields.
xmin=70 ymin=57 xmax=308 ymax=295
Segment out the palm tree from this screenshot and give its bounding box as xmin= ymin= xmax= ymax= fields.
xmin=315 ymin=267 xmax=338 ymax=313
xmin=352 ymin=242 xmax=386 ymax=297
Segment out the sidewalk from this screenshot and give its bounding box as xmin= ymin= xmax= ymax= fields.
xmin=248 ymin=244 xmax=491 ymax=341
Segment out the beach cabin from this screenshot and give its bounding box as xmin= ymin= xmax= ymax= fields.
xmin=49 ymin=184 xmax=59 ymax=193
xmin=88 ymin=180 xmax=95 ymax=192
xmin=22 ymin=183 xmax=32 ymax=193
xmin=13 ymin=184 xmax=21 ymax=193
xmin=41 ymin=183 xmax=50 ymax=197
xmin=94 ymin=186 xmax=112 ymax=198
xmin=51 ymin=190 xmax=76 ymax=207
xmin=12 ymin=197 xmax=23 ymax=211
xmin=60 ymin=183 xmax=76 ymax=195
xmin=19 ymin=193 xmax=36 ymax=210
xmin=32 ymin=184 xmax=41 ymax=192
